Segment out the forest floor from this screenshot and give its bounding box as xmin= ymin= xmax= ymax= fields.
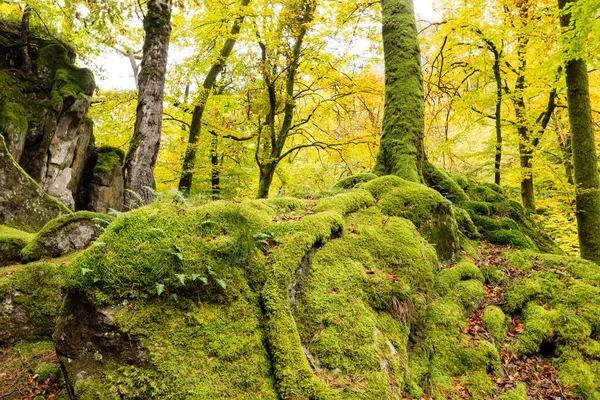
xmin=0 ymin=245 xmax=583 ymax=399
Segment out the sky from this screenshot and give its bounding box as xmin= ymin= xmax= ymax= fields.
xmin=95 ymin=2 xmax=440 ymax=90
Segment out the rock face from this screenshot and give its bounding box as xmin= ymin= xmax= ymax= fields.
xmin=78 ymin=146 xmax=125 ymax=213
xmin=21 ymin=211 xmax=113 ymax=262
xmin=0 ymin=135 xmax=71 ymax=231
xmin=0 ymin=20 xmax=124 ymax=215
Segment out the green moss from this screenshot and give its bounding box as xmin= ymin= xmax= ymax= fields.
xmin=483 ymin=305 xmax=508 ymax=348
xmin=453 ymin=206 xmax=479 ymax=239
xmin=334 ymin=173 xmax=378 ymax=189
xmin=460 ymin=370 xmax=495 ymax=399
xmin=463 ymin=201 xmax=492 ymax=216
xmin=471 ymin=215 xmax=519 ymax=232
xmin=453 ymin=175 xmax=470 ymax=190
xmin=313 ymin=189 xmax=374 ymax=215
xmin=497 ymin=383 xmax=528 ymax=400
xmin=362 ymin=175 xmax=406 ymax=198
xmin=423 ymin=161 xmax=469 ymax=204
xmin=435 ymin=260 xmax=483 ymax=296
xmin=0 ymin=261 xmax=67 ymax=344
xmin=21 ymin=211 xmax=112 ymax=262
xmin=93 ymin=146 xmax=125 ymax=175
xmin=264 ymin=197 xmax=308 ymax=213
xmin=480 ymin=265 xmax=506 ymax=285
xmin=0 ymin=101 xmax=28 ymax=132
xmin=517 ymin=303 xmax=557 ymax=355
xmin=486 ymin=229 xmax=534 ymax=249
xmin=466 ymin=184 xmax=505 ymax=203
xmin=0 ymin=225 xmax=34 ymax=265
xmin=557 ymin=354 xmax=600 ymax=398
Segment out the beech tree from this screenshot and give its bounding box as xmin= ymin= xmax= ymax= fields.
xmin=372 ymin=0 xmax=425 ymax=182
xmin=123 ymin=0 xmax=172 ymax=208
xmin=558 ymin=0 xmax=600 ymax=262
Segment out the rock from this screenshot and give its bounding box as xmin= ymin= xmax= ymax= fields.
xmin=21 ymin=211 xmax=113 ymax=262
xmin=0 ymin=135 xmax=71 ymax=231
xmin=0 ymin=225 xmax=34 ymax=266
xmin=79 ymin=146 xmax=125 ymax=213
xmin=0 ymin=261 xmax=65 ymax=345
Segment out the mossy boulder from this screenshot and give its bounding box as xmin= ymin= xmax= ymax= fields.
xmin=363 ymin=176 xmax=460 ymax=263
xmin=54 ymin=191 xmax=442 ymax=399
xmin=0 ymin=225 xmax=34 ymax=266
xmin=423 ymin=161 xmax=469 ymax=204
xmin=334 ymin=172 xmax=378 ymax=189
xmin=21 ymin=211 xmax=113 ymax=262
xmin=0 ymin=261 xmax=67 ymax=345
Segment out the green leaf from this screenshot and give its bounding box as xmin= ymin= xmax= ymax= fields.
xmin=176 ymin=274 xmax=186 ymax=285
xmin=172 ymin=244 xmax=183 ymax=261
xmin=81 ymin=267 xmax=93 ymax=276
xmin=171 ymin=293 xmax=178 ymax=301
xmin=199 ymin=277 xmax=208 ymax=284
xmin=156 ymin=283 xmax=165 ymax=296
xmin=215 ymin=279 xmax=227 ymax=289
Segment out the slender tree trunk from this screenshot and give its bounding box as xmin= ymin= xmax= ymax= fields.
xmin=20 ymin=4 xmax=32 ymax=73
xmin=492 ymin=51 xmax=503 ymax=186
xmin=177 ymin=0 xmax=250 ymax=195
xmin=123 ymin=0 xmax=172 ymax=209
xmin=513 ymin=29 xmax=536 ymax=210
xmin=558 ymin=0 xmax=600 ymax=262
xmin=558 ymin=132 xmax=575 ymax=185
xmin=210 ymin=137 xmax=220 ymax=199
xmin=257 ymin=161 xmax=277 ymax=199
xmin=373 ymin=0 xmax=425 ymax=182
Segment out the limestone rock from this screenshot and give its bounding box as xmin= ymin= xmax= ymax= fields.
xmin=0 ymin=135 xmax=70 ymax=231
xmin=21 ymin=211 xmax=113 ymax=262
xmin=79 ymin=146 xmax=125 ymax=213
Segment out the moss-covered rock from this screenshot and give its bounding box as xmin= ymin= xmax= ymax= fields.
xmin=483 ymin=305 xmax=508 ymax=348
xmin=0 ymin=225 xmax=34 ymax=266
xmin=423 ymin=161 xmax=469 ymax=204
xmin=453 ymin=206 xmax=479 ymax=239
xmin=334 ymin=173 xmax=378 ymax=189
xmin=0 ymin=261 xmax=67 ymax=345
xmin=363 ymin=176 xmax=460 ymax=263
xmin=21 ymin=211 xmax=112 ymax=262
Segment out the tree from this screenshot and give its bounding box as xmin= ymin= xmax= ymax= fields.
xmin=123 ymin=0 xmax=172 ymax=208
xmin=372 ymin=0 xmax=425 ymax=182
xmin=177 ymin=0 xmax=251 ymax=195
xmin=558 ymin=0 xmax=600 ymax=262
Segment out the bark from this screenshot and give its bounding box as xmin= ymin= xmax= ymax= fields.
xmin=373 ymin=0 xmax=425 ymax=182
xmin=177 ymin=0 xmax=250 ymax=195
xmin=123 ymin=0 xmax=172 ymax=209
xmin=558 ymin=132 xmax=575 ymax=185
xmin=558 ymin=0 xmax=600 ymax=262
xmin=210 ymin=137 xmax=220 ymax=200
xmin=20 ymin=4 xmax=32 ymax=73
xmin=492 ymin=47 xmax=503 ymax=186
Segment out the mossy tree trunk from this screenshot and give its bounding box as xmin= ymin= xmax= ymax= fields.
xmin=558 ymin=0 xmax=600 ymax=262
xmin=177 ymin=0 xmax=250 ymax=195
xmin=210 ymin=136 xmax=220 ymax=199
xmin=373 ymin=0 xmax=425 ymax=183
xmin=20 ymin=4 xmax=32 ymax=73
xmin=123 ymin=0 xmax=172 ymax=208
xmin=491 ymin=44 xmax=503 ymax=186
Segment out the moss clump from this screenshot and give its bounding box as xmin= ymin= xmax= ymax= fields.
xmin=0 ymin=225 xmax=34 ymax=265
xmin=435 ymin=260 xmax=483 ymax=296
xmin=21 ymin=211 xmax=112 ymax=262
xmin=497 ymin=383 xmax=528 ymax=400
xmin=483 ymin=305 xmax=508 ymax=348
xmin=264 ymin=197 xmax=308 ymax=213
xmin=334 ymin=172 xmax=378 ymax=189
xmin=0 ymin=261 xmax=67 ymax=344
xmin=466 ymin=184 xmax=504 ymax=203
xmin=460 ymin=370 xmax=495 ymax=399
xmin=463 ymin=201 xmax=492 ymax=216
xmin=423 ymin=161 xmax=469 ymax=204
xmin=93 ymin=145 xmax=125 ymax=175
xmin=362 ymin=175 xmax=406 ymax=198
xmin=480 ymin=265 xmax=506 ymax=285
xmin=313 ymin=189 xmax=374 ymax=215
xmin=0 ymin=101 xmax=28 ymax=133
xmin=454 ymin=206 xmax=479 ymax=239
xmin=557 ymin=354 xmax=600 ymax=398
xmin=486 ymin=229 xmax=534 ymax=249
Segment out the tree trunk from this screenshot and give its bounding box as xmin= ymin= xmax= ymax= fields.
xmin=177 ymin=0 xmax=250 ymax=195
xmin=20 ymin=4 xmax=32 ymax=73
xmin=123 ymin=0 xmax=172 ymax=209
xmin=558 ymin=132 xmax=575 ymax=185
xmin=558 ymin=0 xmax=600 ymax=262
xmin=257 ymin=161 xmax=277 ymax=199
xmin=210 ymin=137 xmax=220 ymax=200
xmin=373 ymin=0 xmax=425 ymax=182
xmin=492 ymin=50 xmax=503 ymax=186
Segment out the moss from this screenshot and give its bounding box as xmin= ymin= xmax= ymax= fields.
xmin=517 ymin=303 xmax=557 ymax=355
xmin=483 ymin=305 xmax=508 ymax=348
xmin=0 ymin=261 xmax=67 ymax=344
xmin=460 ymin=370 xmax=495 ymax=399
xmin=264 ymin=197 xmax=308 ymax=213
xmin=361 ymin=175 xmax=406 ymax=198
xmin=21 ymin=211 xmax=112 ymax=262
xmin=0 ymin=225 xmax=34 ymax=265
xmin=466 ymin=184 xmax=505 ymax=203
xmin=423 ymin=161 xmax=469 ymax=204
xmin=463 ymin=201 xmax=492 ymax=216
xmin=453 ymin=175 xmax=469 ymax=190
xmin=497 ymin=383 xmax=528 ymax=400
xmin=480 ymin=265 xmax=506 ymax=285
xmin=93 ymin=146 xmax=125 ymax=175
xmin=557 ymin=353 xmax=600 ymax=398
xmin=313 ymin=189 xmax=374 ymax=215
xmin=334 ymin=173 xmax=378 ymax=189
xmin=378 ymin=183 xmax=447 ymax=225
xmin=471 ymin=215 xmax=519 ymax=232
xmin=0 ymin=101 xmax=28 ymax=132
xmin=486 ymin=229 xmax=534 ymax=249
xmin=453 ymin=206 xmax=479 ymax=239
xmin=435 ymin=260 xmax=483 ymax=296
